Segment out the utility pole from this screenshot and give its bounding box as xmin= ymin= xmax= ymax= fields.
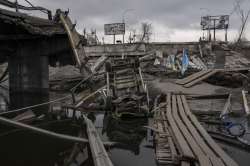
xmin=15 ymin=0 xmax=18 ymax=12
xmin=213 ymin=19 xmax=216 ymax=41
xmin=225 ymin=28 xmax=228 ymax=42
xmin=122 ymin=22 xmax=125 ymax=44
xmin=129 ymin=32 xmax=132 ymax=43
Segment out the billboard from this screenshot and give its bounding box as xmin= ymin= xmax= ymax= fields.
xmin=104 ymin=23 xmax=125 ymax=35
xmin=201 ymin=15 xmax=229 ymax=30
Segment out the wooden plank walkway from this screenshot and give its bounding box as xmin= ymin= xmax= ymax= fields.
xmin=166 ymin=94 xmax=195 ymax=160
xmin=181 ymin=95 xmax=238 ymax=166
xmin=154 ymin=93 xmax=239 ymax=166
xmin=172 ymin=95 xmax=212 ymax=166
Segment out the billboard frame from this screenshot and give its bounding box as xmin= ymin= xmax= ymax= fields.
xmin=104 ymin=23 xmax=125 ymax=36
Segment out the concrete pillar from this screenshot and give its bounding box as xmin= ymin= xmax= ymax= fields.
xmin=9 ymin=39 xmax=49 ymax=115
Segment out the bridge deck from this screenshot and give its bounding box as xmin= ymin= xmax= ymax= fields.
xmin=0 ymin=7 xmax=65 ymax=36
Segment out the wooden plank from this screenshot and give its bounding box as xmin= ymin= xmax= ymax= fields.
xmin=184 ymin=70 xmax=218 ymax=88
xmin=181 ymin=95 xmax=239 ymax=166
xmin=91 ymin=55 xmax=108 ymax=72
xmin=58 ymin=10 xmax=91 ymax=76
xmin=59 ymin=12 xmax=83 ymax=67
xmin=220 ymin=94 xmax=232 ymax=118
xmin=199 ymin=44 xmax=203 ymax=58
xmin=83 ymin=115 xmax=114 ymax=166
xmin=176 ymin=70 xmax=211 ymax=85
xmin=115 ymin=78 xmax=135 ymax=84
xmin=177 ymin=95 xmax=225 ymax=166
xmin=242 ymin=90 xmax=250 ymax=116
xmin=0 ymin=116 xmax=89 ymax=143
xmin=187 ymin=93 xmax=229 ymax=100
xmin=160 ymin=110 xmax=178 ymax=163
xmin=116 ymin=81 xmax=136 ymax=89
xmin=223 ymin=67 xmax=250 ymax=72
xmin=190 ymin=56 xmax=207 ymax=70
xmin=166 ymin=93 xmax=195 ymax=160
xmin=74 ymin=86 xmax=106 ymax=108
xmin=173 ymin=95 xmax=212 ymax=166
xmin=115 ymin=75 xmax=134 ymax=80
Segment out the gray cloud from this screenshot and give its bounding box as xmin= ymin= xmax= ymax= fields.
xmin=4 ymin=0 xmax=250 ymax=41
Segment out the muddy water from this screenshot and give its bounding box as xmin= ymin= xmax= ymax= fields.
xmin=92 ymin=113 xmax=157 ymax=166
xmin=0 ymin=119 xmax=83 ymax=166
xmin=0 ymin=89 xmax=157 ymax=166
xmin=0 ymin=75 xmax=250 ymax=166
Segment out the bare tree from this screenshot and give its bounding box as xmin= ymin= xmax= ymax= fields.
xmin=232 ymin=0 xmax=250 ymax=43
xmin=138 ymin=22 xmax=153 ymax=43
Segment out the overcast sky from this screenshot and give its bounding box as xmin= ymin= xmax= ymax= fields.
xmin=3 ymin=0 xmax=250 ymax=43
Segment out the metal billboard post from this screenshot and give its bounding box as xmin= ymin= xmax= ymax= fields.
xmin=201 ymin=15 xmax=229 ymax=42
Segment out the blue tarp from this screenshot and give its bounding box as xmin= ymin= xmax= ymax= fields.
xmin=181 ymin=48 xmax=189 ymax=75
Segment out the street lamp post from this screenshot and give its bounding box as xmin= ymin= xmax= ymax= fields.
xmin=122 ymin=9 xmax=134 ymax=44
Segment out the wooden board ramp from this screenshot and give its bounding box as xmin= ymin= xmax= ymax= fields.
xmin=183 ymin=70 xmax=219 ymax=88
xmin=222 ymin=67 xmax=250 ymax=72
xmin=175 ymin=69 xmax=219 ymax=88
xmin=175 ymin=70 xmax=212 ymax=85
xmin=154 ymin=93 xmax=239 ymax=166
xmin=176 ymin=67 xmax=250 ymax=88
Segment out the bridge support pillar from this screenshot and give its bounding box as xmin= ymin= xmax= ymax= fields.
xmin=9 ymin=40 xmax=49 ymax=115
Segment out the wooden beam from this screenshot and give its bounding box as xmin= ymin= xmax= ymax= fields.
xmin=181 ymin=95 xmax=239 ymax=166
xmin=177 ymin=95 xmax=224 ymax=166
xmin=242 ymin=90 xmax=250 ymax=116
xmin=0 ymin=116 xmax=89 ymax=143
xmin=82 ymin=115 xmax=113 ymax=166
xmin=173 ymin=95 xmax=212 ymax=166
xmin=220 ymin=94 xmax=232 ymax=118
xmin=176 ymin=70 xmax=211 ymax=85
xmin=184 ymin=70 xmax=218 ymax=88
xmin=166 ymin=93 xmax=195 ymax=160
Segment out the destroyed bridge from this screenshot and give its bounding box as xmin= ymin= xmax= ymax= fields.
xmin=0 ymin=1 xmax=250 ymax=166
